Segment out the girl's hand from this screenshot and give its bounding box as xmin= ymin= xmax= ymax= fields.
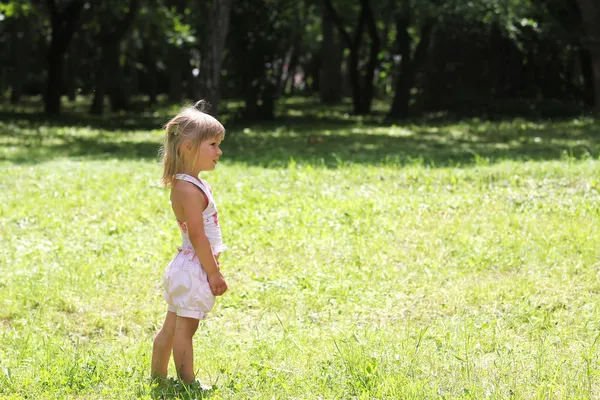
xmin=208 ymin=272 xmax=227 ymax=296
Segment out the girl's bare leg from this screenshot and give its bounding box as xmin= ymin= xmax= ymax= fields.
xmin=172 ymin=316 xmax=199 ymax=384
xmin=151 ymin=311 xmax=177 ymax=380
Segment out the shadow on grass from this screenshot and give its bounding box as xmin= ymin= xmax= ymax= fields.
xmin=149 ymin=378 xmax=214 ymax=400
xmin=0 ymin=110 xmax=169 ymax=133
xmin=1 ymin=102 xmax=599 ymax=168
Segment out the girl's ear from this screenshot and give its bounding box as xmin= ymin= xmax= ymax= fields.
xmin=180 ymin=140 xmax=193 ymax=153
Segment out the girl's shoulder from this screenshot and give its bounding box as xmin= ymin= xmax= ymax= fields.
xmin=171 ymin=178 xmax=209 ymax=208
xmin=172 ymin=178 xmax=198 ymax=192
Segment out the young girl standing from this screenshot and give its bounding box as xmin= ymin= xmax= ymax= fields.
xmin=151 ymin=102 xmax=228 ymax=385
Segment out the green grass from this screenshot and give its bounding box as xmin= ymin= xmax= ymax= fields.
xmin=1 ymin=99 xmax=600 ymax=399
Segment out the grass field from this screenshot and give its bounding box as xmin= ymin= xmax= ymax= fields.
xmin=1 ymin=98 xmax=600 ymax=399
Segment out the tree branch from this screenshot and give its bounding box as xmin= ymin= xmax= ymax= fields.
xmin=412 ymin=23 xmax=434 ymax=69
xmin=323 ymin=0 xmax=352 ymax=47
xmin=352 ymin=4 xmax=366 ymax=50
xmin=360 ymin=0 xmax=379 ymax=49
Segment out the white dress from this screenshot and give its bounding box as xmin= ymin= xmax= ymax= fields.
xmin=162 ymin=174 xmax=226 ymax=319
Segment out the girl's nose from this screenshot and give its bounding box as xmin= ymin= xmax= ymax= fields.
xmin=217 ymin=147 xmax=223 ymax=155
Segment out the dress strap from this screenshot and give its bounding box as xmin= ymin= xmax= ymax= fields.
xmin=175 ymin=173 xmax=205 ymax=190
xmin=174 ymin=174 xmax=213 ymax=202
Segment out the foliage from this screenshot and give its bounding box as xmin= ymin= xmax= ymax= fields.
xmin=225 ymin=0 xmax=312 ymax=118
xmin=0 ymin=0 xmax=595 ymax=117
xmin=0 ymin=0 xmax=33 ymax=18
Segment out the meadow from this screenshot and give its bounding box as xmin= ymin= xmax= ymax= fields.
xmin=1 ymin=98 xmax=599 ymax=399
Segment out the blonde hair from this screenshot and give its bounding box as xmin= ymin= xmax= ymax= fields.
xmin=160 ymin=100 xmax=225 ymax=187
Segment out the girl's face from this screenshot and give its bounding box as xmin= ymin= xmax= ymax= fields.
xmin=193 ymin=137 xmax=223 ymax=172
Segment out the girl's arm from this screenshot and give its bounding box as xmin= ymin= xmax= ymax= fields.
xmin=178 ymin=183 xmax=228 ymax=296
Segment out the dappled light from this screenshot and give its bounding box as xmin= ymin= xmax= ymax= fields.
xmin=1 ymin=99 xmax=598 ymax=168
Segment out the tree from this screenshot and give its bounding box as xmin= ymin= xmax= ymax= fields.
xmin=319 ymin=5 xmax=342 ymax=104
xmin=89 ymin=0 xmax=139 ymax=115
xmin=388 ymin=0 xmax=434 ymax=119
xmin=44 ymin=0 xmax=84 ymax=115
xmin=198 ymin=0 xmax=234 ymax=117
xmin=2 ymin=3 xmax=36 ymax=104
xmin=574 ymin=0 xmax=600 ymax=112
xmin=324 ymin=0 xmax=380 ymax=115
xmin=0 ymin=0 xmax=593 ymax=118
xmin=166 ymin=0 xmax=189 ymax=103
xmin=226 ymin=0 xmax=305 ymax=119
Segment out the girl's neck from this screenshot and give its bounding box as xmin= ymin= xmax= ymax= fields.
xmin=180 ymin=169 xmax=200 ymax=178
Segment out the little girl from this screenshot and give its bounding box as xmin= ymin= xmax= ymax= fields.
xmin=151 ymin=101 xmax=228 ymax=385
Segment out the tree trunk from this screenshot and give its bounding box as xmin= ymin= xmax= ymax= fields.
xmin=324 ymin=0 xmax=367 ymax=114
xmin=307 ymin=52 xmax=321 ymax=92
xmin=359 ymin=0 xmax=380 ymax=114
xmin=279 ymin=46 xmax=296 ymax=95
xmin=108 ymin=45 xmax=130 ymax=112
xmin=90 ymin=42 xmax=114 ymax=115
xmin=146 ymin=43 xmax=159 ymax=106
xmin=288 ymin=64 xmax=298 ymax=94
xmin=198 ymin=0 xmax=234 ymax=117
xmin=168 ymin=47 xmax=185 ymax=103
xmin=389 ymin=15 xmax=412 ymax=118
xmin=167 ymin=0 xmax=186 ymax=104
xmin=345 ymin=17 xmax=365 ymax=114
xmin=575 ymin=0 xmax=600 ymax=112
xmin=388 ymin=16 xmax=433 ymax=119
xmin=126 ymin=35 xmax=139 ymax=102
xmin=10 ymin=18 xmax=27 ymax=104
xmin=46 ymin=41 xmax=68 ymax=114
xmin=89 ymin=0 xmax=139 ymax=115
xmin=590 ymin=47 xmax=600 ymax=111
xmin=348 ymin=48 xmax=362 ymax=114
xmin=319 ymin=4 xmax=342 ymax=104
xmin=580 ymin=48 xmax=594 ymax=105
xmin=44 ymin=0 xmax=84 ymax=115
xmin=91 ymin=41 xmax=129 ymax=113
xmin=281 ymin=51 xmax=298 ymax=95
xmin=65 ymin=34 xmax=80 ymax=102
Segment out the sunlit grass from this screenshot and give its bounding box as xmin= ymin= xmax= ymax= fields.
xmin=1 ymin=101 xmax=600 ymax=398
